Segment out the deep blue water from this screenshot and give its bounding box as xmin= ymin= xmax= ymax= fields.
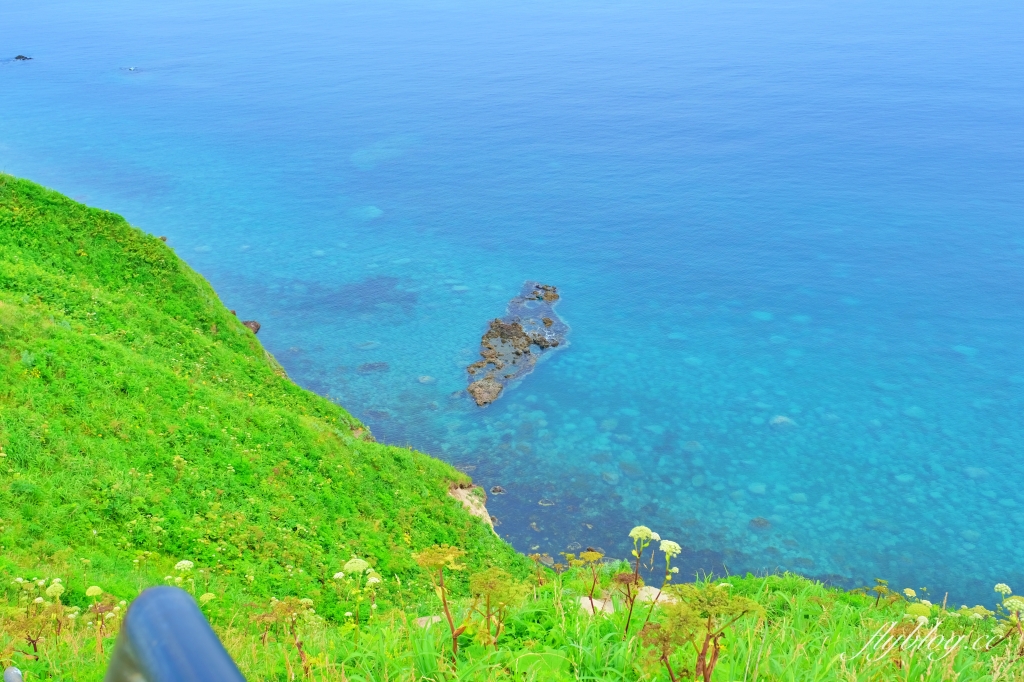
xmin=4 ymin=0 xmax=1023 ymax=604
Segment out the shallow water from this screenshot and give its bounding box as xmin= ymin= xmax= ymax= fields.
xmin=3 ymin=0 xmax=1023 ymax=604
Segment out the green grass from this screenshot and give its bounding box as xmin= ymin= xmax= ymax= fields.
xmin=2 ymin=174 xmax=1021 ymax=680
xmin=0 ymin=173 xmax=525 ymax=606
xmin=4 ymin=562 xmax=1021 ymax=681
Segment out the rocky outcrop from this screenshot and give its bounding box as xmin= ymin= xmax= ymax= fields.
xmin=242 ymin=320 xmax=261 ymax=334
xmin=466 ymin=282 xmax=569 ymax=406
xmin=448 ymin=483 xmax=496 ymax=535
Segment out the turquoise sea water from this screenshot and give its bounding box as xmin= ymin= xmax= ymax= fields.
xmin=3 ymin=0 xmax=1023 ymax=604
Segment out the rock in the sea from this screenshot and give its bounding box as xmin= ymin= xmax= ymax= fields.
xmin=465 ymin=281 xmax=569 ymax=406
xmin=769 ymin=415 xmax=796 ymax=429
xmin=358 ymin=362 xmax=389 ymax=373
xmin=242 ymin=320 xmax=261 ymax=334
xmin=15 ymin=55 xmax=33 ymax=61
xmin=467 ymin=377 xmax=502 ymax=406
xmin=490 ymin=485 xmax=506 ymax=494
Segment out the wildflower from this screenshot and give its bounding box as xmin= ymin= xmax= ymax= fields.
xmin=113 ymin=606 xmax=121 ymax=612
xmin=37 ymin=579 xmax=46 ymax=587
xmin=671 ymin=567 xmax=680 ymax=574
xmin=68 ymin=613 xmax=78 ymax=620
xmin=651 ymin=531 xmax=661 ymax=542
xmin=174 ymin=577 xmax=183 ymax=585
xmin=629 ymin=526 xmax=653 ymax=542
xmin=199 ymin=593 xmax=216 ymax=605
xmin=921 ymin=599 xmax=932 ymax=607
xmin=904 ymin=588 xmax=917 ymax=598
xmin=1003 ymin=596 xmax=1024 ymax=613
xmin=164 ymin=576 xmax=174 ymax=582
xmin=995 ymin=583 xmax=1013 ymax=596
xmin=367 ymin=575 xmax=381 ymax=585
xmin=51 ymin=578 xmax=62 ymax=584
xmin=105 ymin=612 xmax=115 ymax=620
xmin=34 ymin=597 xmax=44 ymax=604
xmin=119 ymin=600 xmax=127 ymax=606
xmin=86 ymin=586 xmax=103 ymax=597
xmin=46 ymin=583 xmax=65 ymax=598
xmin=174 ymin=560 xmax=194 ymax=571
xmin=333 ymin=572 xmax=345 ymax=580
xmin=371 ymin=603 xmax=377 ymax=610
xmin=660 ymin=540 xmax=682 ymax=558
xmin=916 ymin=615 xmax=929 ymax=626
xmin=970 ymin=612 xmax=984 ymax=620
xmin=299 ymin=598 xmax=314 ymax=607
xmin=345 ymin=612 xmax=353 ymax=617
xmin=344 ymin=557 xmax=370 ymax=573
xmin=717 ymin=582 xmax=733 ymax=588
xmin=14 ymin=578 xmax=24 ymax=583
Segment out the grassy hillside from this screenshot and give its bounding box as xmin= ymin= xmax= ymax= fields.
xmin=0 ymin=174 xmax=524 ymax=610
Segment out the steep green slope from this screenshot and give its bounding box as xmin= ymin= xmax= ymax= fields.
xmin=0 ymin=174 xmax=522 ymax=611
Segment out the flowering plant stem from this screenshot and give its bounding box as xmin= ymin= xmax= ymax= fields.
xmin=436 ymin=567 xmax=465 ymax=668
xmin=622 ymin=538 xmax=655 ymax=639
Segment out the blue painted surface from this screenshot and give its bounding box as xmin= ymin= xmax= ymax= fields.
xmin=3 ymin=0 xmax=1023 ymax=604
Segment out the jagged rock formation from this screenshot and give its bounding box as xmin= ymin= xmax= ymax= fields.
xmin=466 ymin=281 xmax=569 ymax=406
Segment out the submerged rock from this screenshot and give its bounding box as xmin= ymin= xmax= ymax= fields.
xmin=466 ymin=281 xmax=569 ymax=406
xmin=358 ymin=362 xmax=389 ymax=373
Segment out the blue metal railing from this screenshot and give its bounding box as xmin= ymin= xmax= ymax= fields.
xmin=5 ymin=586 xmax=245 ymax=682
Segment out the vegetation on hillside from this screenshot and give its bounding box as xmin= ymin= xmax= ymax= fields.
xmin=4 ymin=529 xmax=1023 ymax=681
xmin=0 ymin=173 xmax=524 ymax=611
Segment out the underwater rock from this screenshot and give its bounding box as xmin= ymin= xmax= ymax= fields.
xmin=466 ymin=282 xmax=569 ymax=406
xmin=242 ymin=320 xmax=261 ymax=334
xmin=358 ymin=362 xmax=389 ymax=373
xmin=749 ymin=517 xmax=772 ymax=530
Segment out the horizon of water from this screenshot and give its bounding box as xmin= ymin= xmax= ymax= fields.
xmin=3 ymin=0 xmax=1023 ymax=605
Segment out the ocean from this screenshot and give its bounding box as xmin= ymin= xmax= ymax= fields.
xmin=3 ymin=0 xmax=1023 ymax=604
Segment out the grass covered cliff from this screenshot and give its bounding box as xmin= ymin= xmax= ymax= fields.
xmin=0 ymin=173 xmax=524 ymax=606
